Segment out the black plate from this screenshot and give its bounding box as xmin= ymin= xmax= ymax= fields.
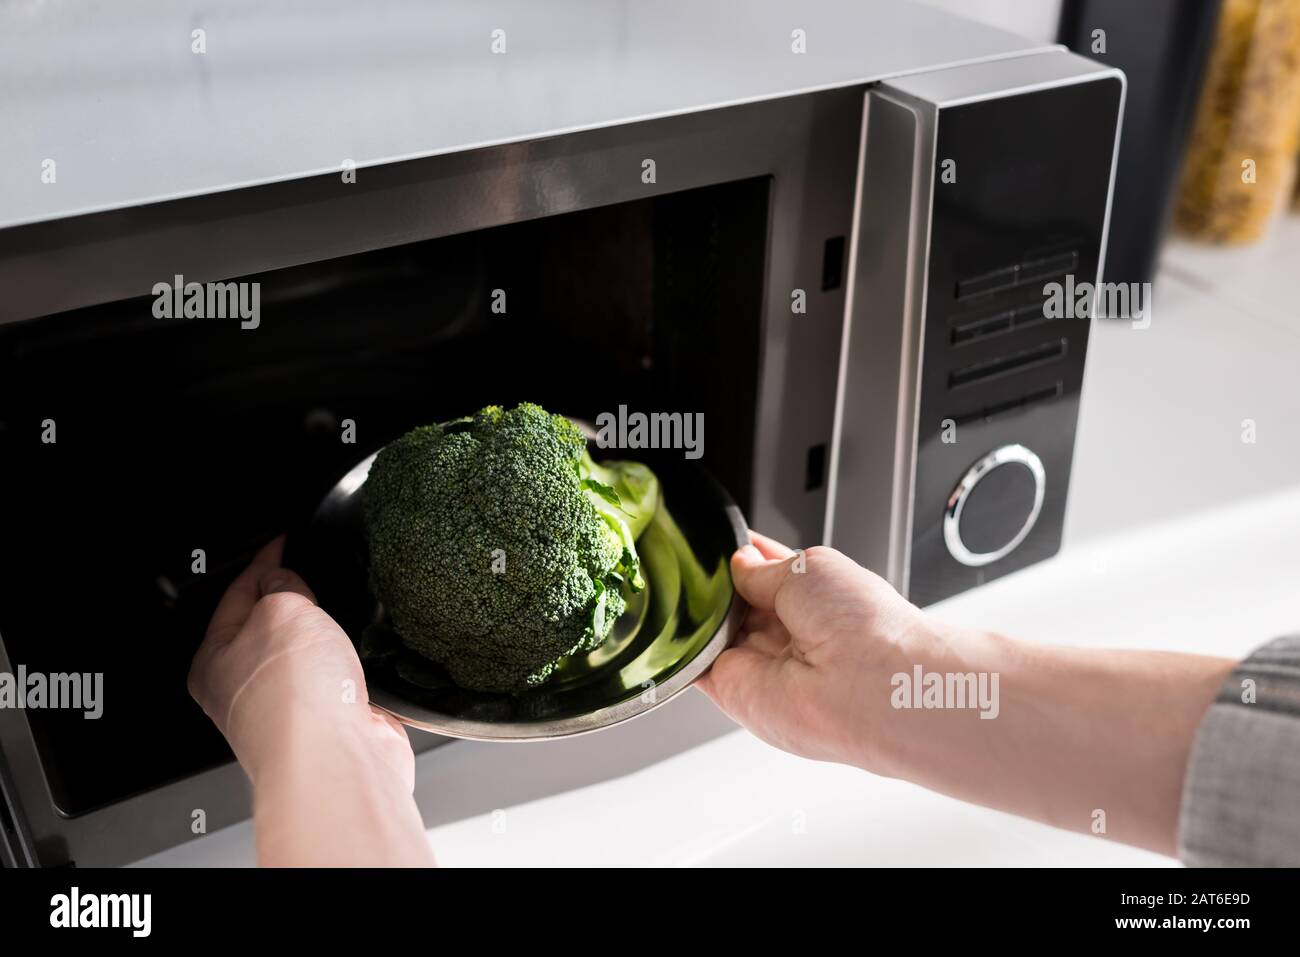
xmin=286 ymin=448 xmax=747 ymax=739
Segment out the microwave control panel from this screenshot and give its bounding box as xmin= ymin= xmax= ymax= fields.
xmin=909 ymin=72 xmax=1124 ymax=606
xmin=830 ymin=52 xmax=1125 ymax=606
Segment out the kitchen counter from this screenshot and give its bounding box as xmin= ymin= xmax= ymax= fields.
xmin=135 ymin=220 xmax=1300 ymax=867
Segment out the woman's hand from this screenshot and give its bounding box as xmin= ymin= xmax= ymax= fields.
xmin=698 ymin=531 xmax=1234 ymax=855
xmin=697 ymin=533 xmax=961 ymax=775
xmin=190 ymin=538 xmax=434 ymax=866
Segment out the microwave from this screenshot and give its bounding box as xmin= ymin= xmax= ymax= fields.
xmin=0 ymin=2 xmax=1123 ymax=866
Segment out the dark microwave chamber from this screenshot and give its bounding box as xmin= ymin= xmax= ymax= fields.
xmin=0 ymin=176 xmax=769 ymax=815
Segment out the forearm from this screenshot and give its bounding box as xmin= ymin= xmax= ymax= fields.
xmin=247 ymin=709 xmax=435 ymax=867
xmin=877 ymin=629 xmax=1234 ymax=855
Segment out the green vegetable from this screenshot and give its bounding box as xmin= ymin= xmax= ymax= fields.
xmin=362 ymin=403 xmax=659 ymax=694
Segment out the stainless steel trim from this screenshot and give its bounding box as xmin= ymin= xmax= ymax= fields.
xmin=881 ymin=47 xmax=1123 ymax=107
xmin=824 ymin=88 xmax=934 ymax=592
xmin=943 ymin=444 xmax=1046 ymax=567
xmin=896 ymin=96 xmax=938 ymax=599
xmin=1093 ymin=67 xmax=1129 ymax=299
xmin=823 ymin=96 xmax=873 ymax=549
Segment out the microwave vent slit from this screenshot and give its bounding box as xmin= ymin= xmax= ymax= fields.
xmin=947 ymin=338 xmax=1067 ymax=390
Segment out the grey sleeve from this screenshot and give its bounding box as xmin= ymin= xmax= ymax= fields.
xmin=1178 ymin=635 xmax=1300 ymax=866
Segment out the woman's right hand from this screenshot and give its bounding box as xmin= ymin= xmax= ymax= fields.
xmin=696 ymin=533 xmax=958 ymax=776
xmin=697 ymin=530 xmax=1234 ymax=856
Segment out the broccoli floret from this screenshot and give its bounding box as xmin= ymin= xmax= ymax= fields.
xmin=362 ymin=403 xmax=658 ymax=694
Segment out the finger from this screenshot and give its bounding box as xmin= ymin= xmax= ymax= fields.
xmin=749 ymin=530 xmax=796 ymax=561
xmin=203 ymin=537 xmax=287 ymax=646
xmin=730 ymin=544 xmax=798 ymax=612
xmin=696 ymin=645 xmax=785 ymax=722
xmin=258 ymin=567 xmax=318 ymax=604
xmin=369 ymin=705 xmax=406 ymax=737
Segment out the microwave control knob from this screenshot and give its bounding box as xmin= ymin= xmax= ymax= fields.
xmin=943 ymin=444 xmax=1045 ymax=568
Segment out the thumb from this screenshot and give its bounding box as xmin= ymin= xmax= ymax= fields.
xmin=258 ymin=567 xmax=318 ymax=604
xmin=730 ymin=544 xmax=797 ymax=612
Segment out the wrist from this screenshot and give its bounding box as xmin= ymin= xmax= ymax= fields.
xmin=226 ymin=671 xmax=376 ymax=785
xmin=860 ymin=620 xmax=1016 ymax=779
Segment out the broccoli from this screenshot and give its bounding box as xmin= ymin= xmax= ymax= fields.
xmin=362 ymin=403 xmax=659 ymax=694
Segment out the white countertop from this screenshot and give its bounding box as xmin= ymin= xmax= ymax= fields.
xmin=136 ymin=214 xmax=1300 ymax=868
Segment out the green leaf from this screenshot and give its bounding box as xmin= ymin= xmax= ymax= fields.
xmin=580 ymin=477 xmax=623 ymax=509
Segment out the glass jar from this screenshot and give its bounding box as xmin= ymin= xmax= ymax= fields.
xmin=1174 ymin=0 xmax=1300 ymax=243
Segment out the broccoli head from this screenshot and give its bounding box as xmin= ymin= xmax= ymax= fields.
xmin=362 ymin=403 xmax=659 ymax=693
